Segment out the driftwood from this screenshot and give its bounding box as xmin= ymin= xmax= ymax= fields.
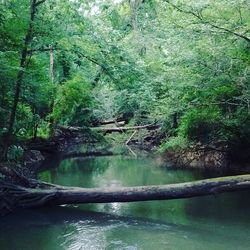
xmin=1 ymin=174 xmax=250 ymax=214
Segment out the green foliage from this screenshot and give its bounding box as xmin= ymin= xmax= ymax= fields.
xmin=222 ymin=109 xmax=250 ymax=144
xmin=15 ymin=103 xmax=33 ymax=138
xmin=178 ymin=107 xmax=222 ymax=143
xmin=52 ymin=76 xmax=93 ymax=126
xmin=36 ymin=120 xmax=50 ymax=139
xmin=0 ymin=0 xmax=250 ymax=160
xmin=7 ymin=145 xmax=24 ymax=161
xmin=159 ymin=135 xmax=189 ymax=152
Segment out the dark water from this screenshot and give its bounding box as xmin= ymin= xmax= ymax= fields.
xmin=1 ymin=155 xmax=250 ymax=250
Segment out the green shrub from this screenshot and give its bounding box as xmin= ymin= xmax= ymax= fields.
xmin=7 ymin=145 xmax=24 ymax=161
xmin=159 ymin=135 xmax=189 ymax=152
xmin=52 ymin=75 xmax=93 ymax=126
xmin=37 ymin=119 xmax=50 ymax=139
xmin=15 ymin=103 xmax=33 ymax=138
xmin=178 ymin=107 xmax=222 ymax=143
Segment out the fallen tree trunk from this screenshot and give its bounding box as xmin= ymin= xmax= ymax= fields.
xmin=99 ymin=118 xmax=126 ymax=126
xmin=1 ymin=174 xmax=250 ymax=213
xmin=56 ymin=123 xmax=160 ymax=135
xmin=92 ymin=123 xmax=160 ymax=133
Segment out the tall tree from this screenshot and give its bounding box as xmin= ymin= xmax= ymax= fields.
xmin=2 ymin=0 xmax=47 ymax=158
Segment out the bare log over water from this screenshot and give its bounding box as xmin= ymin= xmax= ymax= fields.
xmin=1 ymin=175 xmax=250 ymax=213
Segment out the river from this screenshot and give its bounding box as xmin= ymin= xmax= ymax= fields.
xmin=0 ymin=155 xmax=250 ymax=250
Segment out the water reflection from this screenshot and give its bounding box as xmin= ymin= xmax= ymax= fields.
xmin=1 ymin=205 xmax=250 ymax=250
xmin=39 ymin=155 xmax=250 ymax=224
xmin=1 ymin=156 xmax=250 ymax=250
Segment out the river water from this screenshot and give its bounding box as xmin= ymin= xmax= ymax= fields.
xmin=1 ymin=155 xmax=250 ymax=250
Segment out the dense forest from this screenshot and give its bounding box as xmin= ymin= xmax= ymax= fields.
xmin=0 ymin=0 xmax=249 ymax=162
xmin=1 ymin=1 xmax=250 ymax=249
xmin=0 ymin=0 xmax=250 ymax=210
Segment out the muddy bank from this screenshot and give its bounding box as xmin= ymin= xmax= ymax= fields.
xmin=163 ymin=144 xmax=250 ymax=173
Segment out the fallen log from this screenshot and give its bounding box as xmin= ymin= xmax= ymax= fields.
xmin=56 ymin=123 xmax=160 ymax=135
xmin=1 ymin=174 xmax=250 ymax=212
xmin=92 ymin=123 xmax=160 ymax=133
xmin=99 ymin=118 xmax=126 ymax=126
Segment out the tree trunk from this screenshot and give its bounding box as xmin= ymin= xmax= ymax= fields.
xmin=1 ymin=174 xmax=250 ymax=213
xmin=2 ymin=0 xmax=38 ymax=159
xmin=99 ymin=118 xmax=126 ymax=126
xmin=91 ymin=123 xmax=160 ymax=133
xmin=49 ymin=45 xmax=54 ymax=83
xmin=33 ymin=123 xmax=38 ymax=141
xmin=129 ymin=0 xmax=143 ymax=31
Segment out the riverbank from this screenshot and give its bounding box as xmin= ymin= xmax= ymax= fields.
xmin=1 ymin=128 xmax=250 ymax=217
xmin=2 ymin=123 xmax=250 ymax=184
xmin=26 ymin=127 xmax=250 ymax=174
xmin=119 ymin=129 xmax=250 ymax=173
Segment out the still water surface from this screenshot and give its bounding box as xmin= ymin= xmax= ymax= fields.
xmin=1 ymin=155 xmax=250 ymax=250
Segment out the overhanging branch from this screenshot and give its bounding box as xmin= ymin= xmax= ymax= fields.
xmin=164 ymin=0 xmax=250 ymax=43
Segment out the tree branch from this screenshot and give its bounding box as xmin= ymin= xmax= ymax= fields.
xmin=35 ymin=0 xmax=47 ymax=7
xmin=27 ymin=47 xmax=118 ymax=82
xmin=164 ymin=0 xmax=250 ymax=43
